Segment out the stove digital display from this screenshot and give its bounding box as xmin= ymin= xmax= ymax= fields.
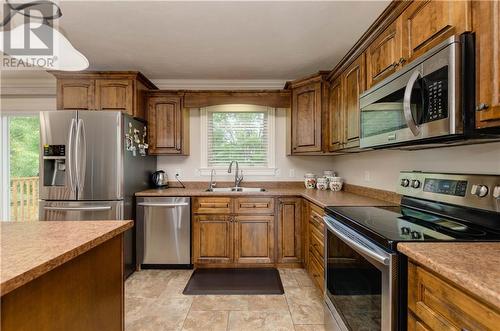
xmin=423 ymin=178 xmax=467 ymax=197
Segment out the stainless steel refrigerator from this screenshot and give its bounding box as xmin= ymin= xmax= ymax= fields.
xmin=38 ymin=110 xmax=156 ymax=279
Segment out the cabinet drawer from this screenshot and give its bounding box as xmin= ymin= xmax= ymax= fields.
xmin=309 ymin=208 xmax=324 ymax=233
xmin=308 ymin=250 xmax=325 ymax=292
xmin=309 ymin=227 xmax=324 ymax=259
xmin=408 ymin=262 xmax=500 ymax=331
xmin=193 ymin=197 xmax=232 ymax=214
xmin=234 ymin=197 xmax=274 ymax=214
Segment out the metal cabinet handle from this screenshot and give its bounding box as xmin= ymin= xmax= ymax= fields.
xmin=398 ymin=57 xmax=406 ymax=65
xmin=476 ymin=103 xmax=489 ymax=111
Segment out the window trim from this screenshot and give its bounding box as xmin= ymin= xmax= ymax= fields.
xmin=199 ymin=105 xmax=276 ymax=176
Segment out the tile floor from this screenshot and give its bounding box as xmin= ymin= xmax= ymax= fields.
xmin=125 ymin=268 xmax=339 ymax=331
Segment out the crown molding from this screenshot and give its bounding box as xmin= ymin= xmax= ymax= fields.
xmin=151 ymin=79 xmax=289 ymax=90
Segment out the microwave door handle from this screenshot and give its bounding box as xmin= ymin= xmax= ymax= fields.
xmin=403 ymin=70 xmax=422 ymax=136
xmin=326 ymin=222 xmax=390 ymax=265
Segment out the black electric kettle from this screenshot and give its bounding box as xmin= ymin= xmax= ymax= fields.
xmin=152 ymin=170 xmax=169 ymax=188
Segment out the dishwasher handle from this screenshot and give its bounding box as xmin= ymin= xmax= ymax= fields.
xmin=137 ymin=202 xmax=189 ymax=208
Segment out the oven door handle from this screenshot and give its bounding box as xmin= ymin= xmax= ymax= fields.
xmin=403 ymin=70 xmax=422 ymax=137
xmin=326 ymin=222 xmax=390 ymax=265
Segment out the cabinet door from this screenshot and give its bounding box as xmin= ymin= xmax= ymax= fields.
xmin=95 ymin=79 xmax=134 ymax=115
xmin=291 ymin=82 xmax=323 ymax=153
xmin=57 ymin=79 xmax=95 ymax=110
xmin=192 ymin=215 xmax=233 ymax=264
xmin=277 ymin=198 xmax=302 ymax=264
xmin=473 ymin=0 xmax=500 ymax=129
xmin=366 ymin=17 xmax=403 ymax=88
xmin=401 ymin=0 xmax=471 ymax=62
xmin=341 ymin=54 xmax=365 ymax=149
xmin=234 ymin=215 xmax=274 ymax=264
xmin=327 ymin=77 xmax=343 ymax=152
xmin=147 ymin=95 xmax=184 ymax=155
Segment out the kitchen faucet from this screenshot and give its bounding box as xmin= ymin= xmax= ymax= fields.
xmin=228 ymin=161 xmax=243 ymax=188
xmin=208 ymin=169 xmax=217 ymax=191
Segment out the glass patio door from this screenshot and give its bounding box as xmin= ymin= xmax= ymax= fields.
xmin=0 ymin=113 xmax=40 ymax=221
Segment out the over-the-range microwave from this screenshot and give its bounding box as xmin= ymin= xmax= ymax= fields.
xmin=359 ymin=33 xmax=499 ymax=149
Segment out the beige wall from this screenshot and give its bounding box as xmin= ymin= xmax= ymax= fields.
xmin=331 ymin=142 xmax=500 ymax=192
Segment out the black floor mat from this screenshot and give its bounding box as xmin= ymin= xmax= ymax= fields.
xmin=183 ymin=268 xmax=284 ymax=295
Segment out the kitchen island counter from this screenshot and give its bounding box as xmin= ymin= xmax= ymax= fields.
xmin=1 ymin=220 xmax=132 ymax=331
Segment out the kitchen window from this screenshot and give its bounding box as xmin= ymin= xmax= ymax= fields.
xmin=200 ymin=105 xmax=276 ymax=176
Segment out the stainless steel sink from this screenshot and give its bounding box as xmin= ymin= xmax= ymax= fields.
xmin=205 ymin=187 xmax=266 ymax=192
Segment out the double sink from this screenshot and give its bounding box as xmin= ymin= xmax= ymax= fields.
xmin=205 ymin=187 xmax=266 ymax=192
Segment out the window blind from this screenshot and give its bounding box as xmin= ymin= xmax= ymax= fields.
xmin=207 ymin=111 xmax=268 ymax=167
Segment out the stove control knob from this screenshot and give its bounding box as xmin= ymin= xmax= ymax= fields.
xmin=401 ymin=179 xmax=410 ymax=187
xmin=493 ymin=186 xmax=500 ymax=199
xmin=401 ymin=227 xmax=411 ymax=235
xmin=471 ymin=184 xmax=489 ymax=198
xmin=411 ymin=231 xmax=422 ymax=239
xmin=410 ymin=179 xmax=421 ymax=189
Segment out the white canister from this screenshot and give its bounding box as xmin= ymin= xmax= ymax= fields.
xmin=329 ymin=177 xmax=343 ymax=191
xmin=323 ymin=170 xmax=336 ymax=177
xmin=316 ymin=177 xmax=329 ymax=190
xmin=304 ymin=173 xmax=317 ymax=189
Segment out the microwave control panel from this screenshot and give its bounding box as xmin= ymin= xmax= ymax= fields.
xmin=424 ymin=66 xmax=448 ymax=122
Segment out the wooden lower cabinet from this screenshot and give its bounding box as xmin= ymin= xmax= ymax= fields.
xmin=234 ymin=216 xmax=274 ymax=264
xmin=304 ymin=201 xmax=325 ymax=292
xmin=408 ymin=261 xmax=500 ymax=331
xmin=277 ymin=198 xmax=302 ymax=264
xmin=192 ymin=215 xmax=233 ymax=264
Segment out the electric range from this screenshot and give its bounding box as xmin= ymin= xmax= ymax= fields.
xmin=323 ymin=171 xmax=500 ymax=331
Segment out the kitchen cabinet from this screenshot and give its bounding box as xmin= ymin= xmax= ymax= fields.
xmin=473 ymin=0 xmax=500 ymax=129
xmin=56 ymin=79 xmax=95 ymax=110
xmin=288 ymin=72 xmax=329 ymax=154
xmin=147 ymin=93 xmax=190 ymax=155
xmin=341 ymin=54 xmax=366 ymax=149
xmin=408 ymin=261 xmax=500 ymax=330
xmin=326 ymin=77 xmax=343 ymax=152
xmin=304 ymin=201 xmax=325 ymax=292
xmin=401 ymin=0 xmax=471 ymax=63
xmin=53 ymin=72 xmax=156 ymax=120
xmin=366 ymin=16 xmax=404 ymax=89
xmin=277 ymin=198 xmax=302 ymax=264
xmin=234 ymin=215 xmax=274 ymax=264
xmin=192 ymin=215 xmax=233 ymax=264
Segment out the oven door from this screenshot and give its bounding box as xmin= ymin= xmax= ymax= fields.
xmin=324 ymin=216 xmax=397 ymax=331
xmin=359 ymin=36 xmax=461 ymax=148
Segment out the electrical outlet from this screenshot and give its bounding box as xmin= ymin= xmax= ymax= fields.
xmin=289 ymin=169 xmax=295 ymax=177
xmin=364 ymin=170 xmax=371 ymax=182
xmin=275 ymin=168 xmax=281 ymax=176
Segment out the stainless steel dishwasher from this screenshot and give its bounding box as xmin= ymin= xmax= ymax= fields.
xmin=136 ymin=197 xmax=191 ymax=268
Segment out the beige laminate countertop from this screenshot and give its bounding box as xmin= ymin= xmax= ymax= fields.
xmin=0 ymin=220 xmax=133 ymax=296
xmin=398 ymin=242 xmax=500 ymax=310
xmin=136 ymin=188 xmax=396 ymax=208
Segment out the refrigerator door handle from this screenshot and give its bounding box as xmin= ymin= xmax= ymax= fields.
xmin=43 ymin=206 xmax=112 ymax=211
xmin=75 ymin=118 xmax=87 ymax=192
xmin=67 ymin=118 xmax=77 ymax=192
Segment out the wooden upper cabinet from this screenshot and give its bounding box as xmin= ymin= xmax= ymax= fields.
xmin=52 ymin=71 xmax=157 ymax=120
xmin=277 ymin=198 xmax=302 ymax=264
xmin=95 ymin=79 xmax=133 ymax=115
xmin=192 ymin=215 xmax=233 ymax=264
xmin=341 ymin=54 xmax=366 ymax=149
xmin=401 ymin=0 xmax=471 ymax=62
xmin=234 ymin=215 xmax=274 ymax=264
xmin=147 ymin=94 xmax=189 ymax=155
xmin=473 ymin=0 xmax=500 ymax=129
xmin=366 ymin=16 xmax=404 ymax=88
xmin=57 ymin=79 xmax=95 ymax=110
xmin=289 ymin=72 xmax=328 ymax=154
xmin=326 ymin=77 xmax=343 ymax=152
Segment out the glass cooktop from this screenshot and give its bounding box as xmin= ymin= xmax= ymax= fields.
xmin=325 ymin=205 xmax=500 ymax=250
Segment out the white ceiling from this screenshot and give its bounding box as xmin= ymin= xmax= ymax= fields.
xmin=53 ymin=1 xmax=389 ymax=80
